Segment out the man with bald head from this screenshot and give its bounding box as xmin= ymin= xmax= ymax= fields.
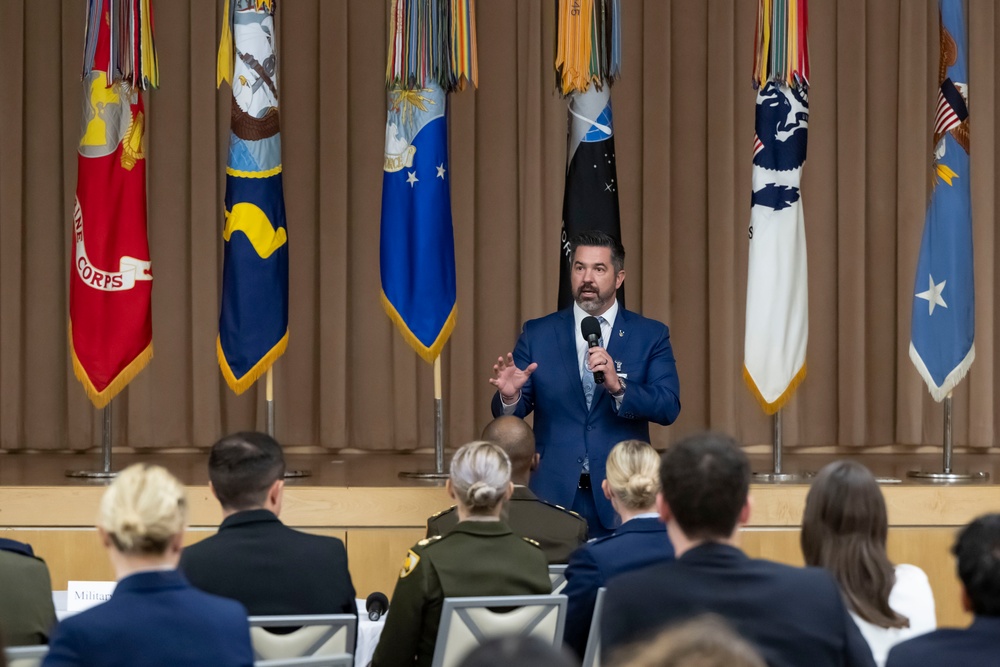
xmin=426 ymin=416 xmax=588 ymax=563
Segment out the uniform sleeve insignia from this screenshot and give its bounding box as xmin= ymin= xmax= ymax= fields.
xmin=400 ymin=549 xmax=420 ymax=578
xmin=522 ymin=537 xmax=541 ymax=548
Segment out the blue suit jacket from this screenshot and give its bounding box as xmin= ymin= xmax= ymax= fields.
xmin=602 ymin=543 xmax=876 ymax=667
xmin=886 ymin=616 xmax=1000 ymax=667
xmin=42 ymin=569 xmax=253 ymax=667
xmin=491 ymin=307 xmax=680 ymax=528
xmin=562 ymin=516 xmax=674 ymax=657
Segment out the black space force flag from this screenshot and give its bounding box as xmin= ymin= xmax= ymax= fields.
xmin=558 ymin=86 xmax=624 ymax=310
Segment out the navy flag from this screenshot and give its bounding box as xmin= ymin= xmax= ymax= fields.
xmin=909 ymin=0 xmax=974 ymax=401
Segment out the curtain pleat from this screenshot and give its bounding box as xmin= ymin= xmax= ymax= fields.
xmin=2 ymin=0 xmax=1000 ymax=451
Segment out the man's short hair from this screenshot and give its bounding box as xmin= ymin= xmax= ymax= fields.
xmin=953 ymin=514 xmax=1000 ymax=617
xmin=660 ymin=432 xmax=750 ymax=541
xmin=208 ymin=432 xmax=286 ymax=511
xmin=481 ymin=416 xmax=535 ymax=478
xmin=569 ymin=230 xmax=625 ymax=273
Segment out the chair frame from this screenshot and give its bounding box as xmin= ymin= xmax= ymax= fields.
xmin=248 ymin=613 xmax=357 ymax=660
xmin=253 ymin=655 xmax=353 ymax=667
xmin=581 ymin=587 xmax=606 ymax=667
xmin=548 ymin=563 xmax=569 ymax=594
xmin=431 ymin=594 xmax=568 ymax=667
xmin=4 ymin=645 xmax=49 ymax=667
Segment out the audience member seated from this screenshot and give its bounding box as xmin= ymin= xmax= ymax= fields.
xmin=601 ymin=432 xmax=876 ymax=667
xmin=372 ymin=441 xmax=551 ymax=667
xmin=0 ymin=538 xmax=57 ymax=645
xmin=427 ymin=416 xmax=588 ymax=563
xmin=611 ymin=614 xmax=765 ymax=667
xmin=41 ymin=464 xmax=253 ymax=667
xmin=180 ymin=432 xmax=356 ymax=619
xmin=458 ymin=636 xmax=577 ymax=667
xmin=886 ymin=513 xmax=1000 ymax=667
xmin=562 ymin=439 xmax=674 ymax=658
xmin=801 ymin=461 xmax=935 ymax=666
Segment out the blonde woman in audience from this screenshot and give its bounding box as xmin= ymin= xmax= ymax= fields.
xmin=801 ymin=460 xmax=936 ymax=667
xmin=612 ymin=614 xmax=765 ymax=667
xmin=371 ymin=441 xmax=551 ymax=667
xmin=42 ymin=464 xmax=253 ymax=667
xmin=562 ymin=440 xmax=674 ymax=658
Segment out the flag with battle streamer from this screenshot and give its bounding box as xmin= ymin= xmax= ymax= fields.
xmin=743 ymin=0 xmax=811 ymax=414
xmin=70 ymin=0 xmax=159 ymax=408
xmin=216 ymin=0 xmax=289 ymax=393
xmin=909 ymin=0 xmax=974 ymax=401
xmin=555 ymin=0 xmax=624 ymax=311
xmin=380 ymin=0 xmax=477 ymax=363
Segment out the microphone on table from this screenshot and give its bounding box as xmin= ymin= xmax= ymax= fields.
xmin=366 ymin=591 xmax=389 ymax=621
xmin=580 ymin=316 xmax=605 ymax=384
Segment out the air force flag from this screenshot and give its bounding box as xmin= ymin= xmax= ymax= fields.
xmin=743 ymin=82 xmax=809 ymax=413
xmin=380 ymin=84 xmax=457 ymax=362
xmin=909 ymin=0 xmax=974 ymax=402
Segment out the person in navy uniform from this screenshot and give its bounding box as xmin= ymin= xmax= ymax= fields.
xmin=427 ymin=416 xmax=587 ymax=562
xmin=562 ymin=440 xmax=674 ymax=657
xmin=373 ymin=442 xmax=551 ymax=667
xmin=886 ymin=514 xmax=1000 ymax=667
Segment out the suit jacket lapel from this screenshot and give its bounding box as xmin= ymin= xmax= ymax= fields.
xmin=554 ymin=309 xmax=588 ymax=413
xmin=591 ymin=308 xmax=631 ymax=413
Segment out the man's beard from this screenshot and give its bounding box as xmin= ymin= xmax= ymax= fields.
xmin=575 ymin=283 xmax=613 ymax=314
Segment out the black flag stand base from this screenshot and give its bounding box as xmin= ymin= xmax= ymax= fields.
xmin=66 ymin=401 xmax=118 ymax=480
xmin=399 ymin=359 xmax=449 ymax=482
xmin=752 ymin=410 xmax=810 ymax=483
xmin=908 ymin=396 xmax=989 ymax=483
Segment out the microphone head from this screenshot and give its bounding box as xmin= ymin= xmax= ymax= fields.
xmin=581 ymin=316 xmax=602 ymax=341
xmin=366 ymin=591 xmax=389 ymax=621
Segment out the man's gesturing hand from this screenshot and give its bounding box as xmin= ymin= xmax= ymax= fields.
xmin=489 ymin=353 xmax=538 ymax=402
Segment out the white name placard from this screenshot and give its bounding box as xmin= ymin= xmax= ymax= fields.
xmin=66 ymin=580 xmax=117 ymax=612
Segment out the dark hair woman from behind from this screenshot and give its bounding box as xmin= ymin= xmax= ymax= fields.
xmin=801 ymin=460 xmax=935 ymax=666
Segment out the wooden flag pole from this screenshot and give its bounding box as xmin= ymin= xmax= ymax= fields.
xmin=399 ymin=356 xmax=450 ymax=480
xmin=66 ymin=400 xmax=117 ymax=479
xmin=908 ymin=392 xmax=987 ymax=482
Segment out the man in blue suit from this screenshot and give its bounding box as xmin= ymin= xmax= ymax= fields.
xmin=886 ymin=514 xmax=1000 ymax=667
xmin=490 ymin=231 xmax=681 ymax=536
xmin=601 ymin=433 xmax=876 ymax=667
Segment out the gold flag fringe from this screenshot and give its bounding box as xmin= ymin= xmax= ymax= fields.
xmin=743 ymin=363 xmax=807 ymax=415
xmin=70 ymin=325 xmax=153 ymax=409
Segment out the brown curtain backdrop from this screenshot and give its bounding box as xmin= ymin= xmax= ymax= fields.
xmin=1 ymin=0 xmax=999 ymax=452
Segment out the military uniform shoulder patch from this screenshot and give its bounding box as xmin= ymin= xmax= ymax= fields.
xmin=400 ymin=549 xmax=421 ymax=578
xmin=522 ymin=537 xmax=541 ymax=548
xmin=542 ymin=500 xmax=584 ymax=520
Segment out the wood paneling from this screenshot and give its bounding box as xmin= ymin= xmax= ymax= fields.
xmin=345 ymin=528 xmax=427 ymax=601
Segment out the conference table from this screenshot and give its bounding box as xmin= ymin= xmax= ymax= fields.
xmin=52 ymin=592 xmax=385 ymax=667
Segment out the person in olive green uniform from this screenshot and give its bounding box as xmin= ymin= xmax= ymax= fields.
xmin=426 ymin=416 xmax=587 ymax=563
xmin=373 ymin=441 xmax=552 ymax=667
xmin=0 ymin=538 xmax=57 ymax=645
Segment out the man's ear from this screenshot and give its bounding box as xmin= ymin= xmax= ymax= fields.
xmin=961 ymin=587 xmax=973 ymax=614
xmin=738 ymin=496 xmax=752 ymax=527
xmin=531 ymin=453 xmax=540 ymax=472
xmin=615 ymin=269 xmax=626 ymax=290
xmin=208 ymin=481 xmax=219 ymax=502
xmin=268 ymin=478 xmax=285 ymax=515
xmin=655 ymin=491 xmax=672 ymax=523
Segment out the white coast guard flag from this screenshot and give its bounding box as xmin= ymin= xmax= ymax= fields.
xmin=743 ymin=82 xmax=809 ymax=414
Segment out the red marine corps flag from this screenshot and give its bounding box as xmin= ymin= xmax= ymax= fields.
xmin=70 ymin=0 xmax=158 ymax=408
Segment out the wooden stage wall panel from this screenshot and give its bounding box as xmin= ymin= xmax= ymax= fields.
xmin=2 ymin=483 xmax=993 ymax=627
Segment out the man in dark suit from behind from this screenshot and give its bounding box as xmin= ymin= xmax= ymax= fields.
xmin=426 ymin=416 xmax=588 ymax=563
xmin=886 ymin=514 xmax=1000 ymax=667
xmin=601 ymin=432 xmax=875 ymax=667
xmin=179 ymin=431 xmax=357 ymax=620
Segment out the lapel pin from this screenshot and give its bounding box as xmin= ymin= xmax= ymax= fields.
xmin=615 ymin=360 xmax=622 ymax=372
xmin=618 ymin=329 xmax=624 ymax=337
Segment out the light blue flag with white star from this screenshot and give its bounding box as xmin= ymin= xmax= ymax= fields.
xmin=910 ymin=0 xmax=974 ymax=402
xmin=379 ymin=84 xmax=457 ymax=363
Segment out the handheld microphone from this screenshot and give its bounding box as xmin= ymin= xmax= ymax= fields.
xmin=366 ymin=591 xmax=389 ymax=621
xmin=580 ymin=316 xmax=605 ymax=384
